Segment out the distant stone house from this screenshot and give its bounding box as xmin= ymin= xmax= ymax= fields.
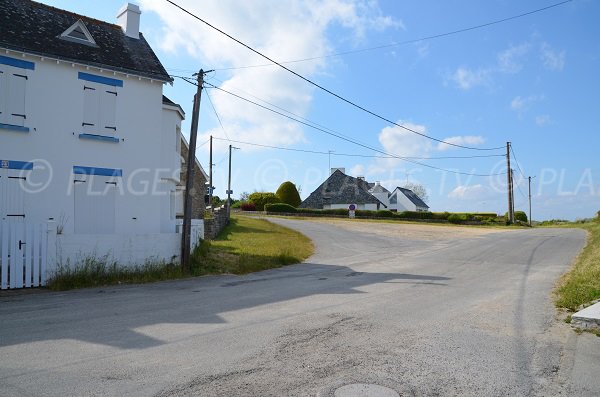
xmin=300 ymin=168 xmax=429 ymax=212
xmin=300 ymin=169 xmax=387 ymax=211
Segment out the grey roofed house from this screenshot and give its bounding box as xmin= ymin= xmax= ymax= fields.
xmin=299 ymin=169 xmax=386 ymax=209
xmin=0 ymin=0 xmax=171 ymax=81
xmin=394 ymin=186 xmax=429 ymax=210
xmin=369 ymin=182 xmax=390 ymax=194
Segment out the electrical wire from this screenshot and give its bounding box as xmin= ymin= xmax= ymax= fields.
xmin=200 ymin=81 xmax=506 ymax=177
xmin=205 ymin=88 xmax=231 ymax=142
xmin=195 ymin=138 xmax=210 ymax=149
xmin=164 ymin=0 xmax=506 ymax=151
xmin=165 ymin=0 xmax=572 ymax=73
xmin=211 ymin=136 xmax=504 ymax=160
xmin=174 ymin=74 xmax=503 ymax=161
xmin=510 ymin=145 xmax=527 ymax=178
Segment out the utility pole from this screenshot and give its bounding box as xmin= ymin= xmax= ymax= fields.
xmin=208 ymin=135 xmax=213 ymax=209
xmin=226 ymin=145 xmax=240 ymax=218
xmin=181 ymin=69 xmax=209 ymax=272
xmin=511 ymin=168 xmax=515 ymax=220
xmin=528 ymin=176 xmax=536 ymax=227
xmin=506 ymin=142 xmax=514 ymax=223
xmin=328 ymin=150 xmax=334 ymax=174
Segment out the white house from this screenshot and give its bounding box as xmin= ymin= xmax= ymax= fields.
xmin=300 ymin=169 xmax=429 ymax=213
xmin=0 ymin=1 xmax=201 ymax=284
xmin=388 ymin=187 xmax=429 ymax=212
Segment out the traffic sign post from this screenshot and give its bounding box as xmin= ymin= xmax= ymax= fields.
xmin=348 ymin=204 xmax=356 ymax=219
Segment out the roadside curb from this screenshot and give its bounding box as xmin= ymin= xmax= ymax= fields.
xmin=572 ymin=301 xmax=600 ymax=329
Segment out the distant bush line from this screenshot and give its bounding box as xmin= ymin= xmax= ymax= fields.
xmin=260 ymin=203 xmax=503 ymax=224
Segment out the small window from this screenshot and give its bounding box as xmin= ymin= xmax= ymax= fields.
xmin=59 ymin=20 xmax=97 ymax=47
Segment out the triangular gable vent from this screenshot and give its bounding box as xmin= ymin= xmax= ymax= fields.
xmin=59 ymin=20 xmax=97 ymax=46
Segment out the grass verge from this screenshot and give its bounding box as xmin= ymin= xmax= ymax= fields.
xmin=190 ymin=215 xmax=314 ymax=275
xmin=48 ymin=215 xmax=313 ymax=291
xmin=554 ymin=221 xmax=600 ymax=311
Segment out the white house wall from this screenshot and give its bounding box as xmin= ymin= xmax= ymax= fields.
xmin=324 ymin=203 xmax=379 ymax=211
xmin=1 ymin=51 xmax=178 ymax=236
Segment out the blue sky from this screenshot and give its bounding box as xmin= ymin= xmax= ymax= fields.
xmin=41 ymin=0 xmax=600 ymax=220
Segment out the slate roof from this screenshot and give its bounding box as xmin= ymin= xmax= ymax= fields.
xmin=395 ymin=187 xmax=429 ymax=209
xmin=0 ymin=0 xmax=171 ymax=81
xmin=300 ymin=170 xmax=384 ymax=208
xmin=369 ymin=183 xmax=390 ymax=194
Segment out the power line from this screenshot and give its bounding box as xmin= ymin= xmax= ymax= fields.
xmin=164 ymin=0 xmax=505 ymax=151
xmin=510 ymin=145 xmax=527 ymax=178
xmin=195 ymin=138 xmax=210 ymax=149
xmin=204 ymin=88 xmax=231 ymax=142
xmin=211 ymin=136 xmax=503 ymax=160
xmin=165 ymin=0 xmax=572 ymax=73
xmin=201 ymin=81 xmax=505 ymax=177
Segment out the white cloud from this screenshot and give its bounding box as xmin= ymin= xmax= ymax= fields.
xmin=448 ymin=184 xmax=494 ymax=200
xmin=510 ymin=94 xmax=543 ymax=113
xmin=540 ymin=42 xmax=565 ymax=71
xmin=437 ymin=135 xmax=485 ymax=151
xmin=140 ymin=0 xmax=400 ymax=153
xmin=377 ymin=122 xmax=432 ymax=165
xmin=535 ymin=115 xmax=551 ymax=126
xmin=349 ymin=163 xmax=365 ymax=176
xmin=450 ymin=67 xmax=490 ymax=90
xmin=450 ymin=42 xmax=531 ymax=90
xmin=497 ymin=43 xmax=530 ymax=73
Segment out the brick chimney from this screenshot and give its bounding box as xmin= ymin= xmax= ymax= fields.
xmin=117 ymin=3 xmax=141 ymax=39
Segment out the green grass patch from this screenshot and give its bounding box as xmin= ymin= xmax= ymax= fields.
xmin=190 ymin=215 xmax=314 ymax=275
xmin=48 ymin=215 xmax=313 ymax=291
xmin=554 ymin=221 xmax=600 ymax=311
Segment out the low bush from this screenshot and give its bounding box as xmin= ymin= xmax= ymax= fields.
xmin=448 ymin=214 xmax=464 ymax=224
xmin=249 ymin=192 xmax=279 ymax=211
xmin=506 ymin=211 xmax=528 ymax=223
xmin=240 ymin=202 xmax=256 ymax=211
xmin=265 ymin=203 xmax=297 ymax=213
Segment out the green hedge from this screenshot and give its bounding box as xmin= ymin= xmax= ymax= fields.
xmin=249 ymin=192 xmax=280 ymax=211
xmin=263 ymin=207 xmax=500 ymax=223
xmin=265 ymin=203 xmax=297 ymax=213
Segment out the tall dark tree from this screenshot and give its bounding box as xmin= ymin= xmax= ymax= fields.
xmin=276 ymin=181 xmax=302 ymax=207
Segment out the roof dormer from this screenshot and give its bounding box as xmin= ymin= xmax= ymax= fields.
xmin=59 ymin=19 xmax=97 ymax=47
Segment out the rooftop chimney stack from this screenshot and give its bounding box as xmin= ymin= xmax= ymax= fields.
xmin=117 ymin=3 xmax=141 ymax=39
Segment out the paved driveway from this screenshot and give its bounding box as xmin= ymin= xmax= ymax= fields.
xmin=0 ymin=218 xmax=596 ymax=396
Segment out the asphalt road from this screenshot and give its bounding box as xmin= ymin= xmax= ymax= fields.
xmin=0 ymin=218 xmax=597 ymax=396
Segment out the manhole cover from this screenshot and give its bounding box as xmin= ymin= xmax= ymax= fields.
xmin=334 ymin=383 xmax=399 ymax=397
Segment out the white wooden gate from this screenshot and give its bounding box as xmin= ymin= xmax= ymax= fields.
xmin=0 ymin=221 xmax=47 ymax=289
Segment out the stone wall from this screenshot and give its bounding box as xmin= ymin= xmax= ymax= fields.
xmin=204 ymin=206 xmax=230 ymax=240
xmin=179 ymin=137 xmax=207 ymax=219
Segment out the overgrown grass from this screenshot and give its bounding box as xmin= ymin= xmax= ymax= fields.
xmin=48 ymin=256 xmax=184 ymax=291
xmin=190 ymin=215 xmax=314 ymax=275
xmin=47 ymin=215 xmax=313 ymax=291
xmin=554 ymin=220 xmax=600 ymax=311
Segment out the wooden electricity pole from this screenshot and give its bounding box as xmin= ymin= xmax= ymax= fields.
xmin=226 ymin=144 xmax=240 ymax=218
xmin=506 ymin=142 xmax=514 ymax=223
xmin=181 ymin=69 xmax=208 ymax=272
xmin=208 ymin=135 xmax=213 ymax=208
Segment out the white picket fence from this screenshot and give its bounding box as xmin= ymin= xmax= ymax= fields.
xmin=0 ymin=221 xmax=48 ymax=289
